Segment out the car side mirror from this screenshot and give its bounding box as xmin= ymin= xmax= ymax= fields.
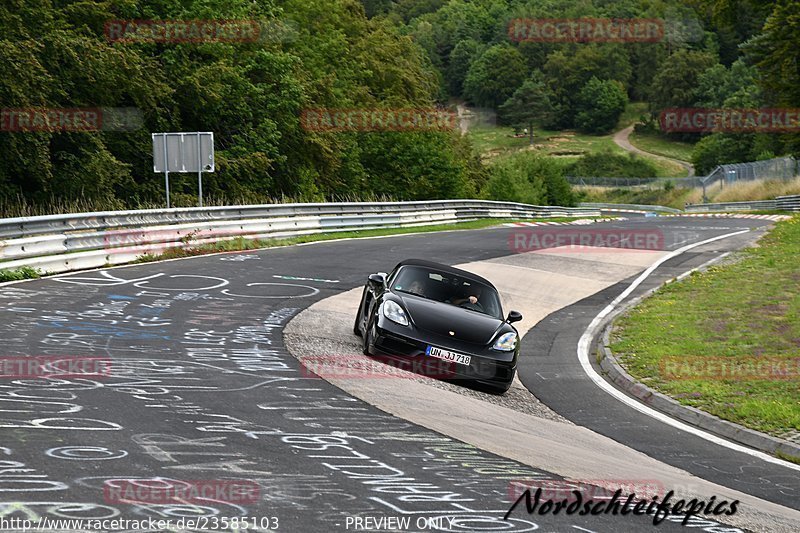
xmin=506 ymin=310 xmax=522 ymax=324
xmin=367 ymin=273 xmax=386 ymax=290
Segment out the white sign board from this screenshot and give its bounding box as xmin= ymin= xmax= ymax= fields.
xmin=152 ymin=132 xmax=214 ymax=207
xmin=152 ymin=132 xmax=214 ymax=173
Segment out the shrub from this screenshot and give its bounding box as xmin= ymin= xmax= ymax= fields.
xmin=482 ymin=153 xmax=575 ymax=206
xmin=566 ymin=151 xmax=660 ymax=178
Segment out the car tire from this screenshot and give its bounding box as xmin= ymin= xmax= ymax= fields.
xmin=362 ymin=317 xmax=375 ymax=356
xmin=353 ymin=290 xmax=365 ymax=336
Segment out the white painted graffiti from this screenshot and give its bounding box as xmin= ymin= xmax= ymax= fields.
xmin=46 ymin=446 xmax=128 ymax=461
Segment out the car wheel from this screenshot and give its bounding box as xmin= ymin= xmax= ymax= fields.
xmin=362 ymin=317 xmax=375 ymax=356
xmin=353 ymin=290 xmax=365 ymax=336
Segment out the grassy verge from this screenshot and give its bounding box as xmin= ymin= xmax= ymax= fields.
xmin=0 ymin=266 xmax=42 ymax=282
xmin=616 ymin=102 xmax=649 ymax=130
xmin=469 ymin=123 xmax=622 ymax=160
xmin=577 ymin=186 xmax=702 ymax=209
xmin=467 ymin=123 xmax=684 ymax=178
xmin=610 ymin=215 xmax=800 ymax=438
xmin=578 ymin=175 xmax=800 ymax=209
xmin=710 ymin=176 xmax=800 ymax=203
xmin=135 ymin=216 xmax=610 ymax=263
xmin=628 ymin=130 xmax=695 ymax=163
xmin=0 ymin=193 xmax=399 ymax=218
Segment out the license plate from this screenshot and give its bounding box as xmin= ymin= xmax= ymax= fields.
xmin=426 ymin=345 xmax=471 ymax=366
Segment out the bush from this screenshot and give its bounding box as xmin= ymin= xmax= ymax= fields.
xmin=482 ymin=153 xmax=575 ymax=206
xmin=691 ymin=134 xmax=749 ymax=175
xmin=566 ymin=151 xmax=660 ymax=178
xmin=0 ymin=267 xmax=42 ymax=282
xmin=574 ymin=77 xmax=628 ymax=134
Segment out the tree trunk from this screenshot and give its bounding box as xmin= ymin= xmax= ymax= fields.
xmin=529 ymin=121 xmax=534 ymax=145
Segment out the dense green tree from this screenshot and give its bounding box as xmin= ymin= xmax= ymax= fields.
xmin=360 ymin=132 xmax=475 ymax=200
xmin=463 ymin=44 xmax=527 ymax=108
xmin=3 ymin=0 xmax=798 ymax=212
xmin=691 ymin=133 xmax=750 ymax=174
xmin=686 ymin=0 xmax=772 ymax=64
xmin=693 ymin=59 xmax=759 ymax=108
xmin=543 ymin=44 xmax=632 ymax=128
xmin=446 ymin=39 xmax=482 ymax=97
xmin=575 ymin=77 xmax=628 ymax=134
xmin=360 ymin=0 xmax=394 ymax=18
xmin=649 ymin=49 xmax=717 ymax=110
xmin=0 ymin=0 xmax=493 ymax=210
xmin=498 ymin=73 xmax=553 ymax=145
xmin=744 ymin=1 xmax=800 ymax=106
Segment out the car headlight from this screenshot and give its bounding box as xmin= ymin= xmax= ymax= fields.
xmin=493 ymin=332 xmax=517 ymax=351
xmin=383 ymin=300 xmax=409 ymax=326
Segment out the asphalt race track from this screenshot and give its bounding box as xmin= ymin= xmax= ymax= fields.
xmin=0 ymin=216 xmax=795 ymax=532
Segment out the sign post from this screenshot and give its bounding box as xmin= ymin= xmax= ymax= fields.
xmin=152 ymin=132 xmax=214 ymax=208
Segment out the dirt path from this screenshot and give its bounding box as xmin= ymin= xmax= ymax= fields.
xmin=614 ymin=124 xmax=695 ymax=176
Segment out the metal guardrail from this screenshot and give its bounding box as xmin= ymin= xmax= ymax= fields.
xmin=684 ymin=194 xmax=800 ymax=212
xmin=578 ymin=202 xmax=682 ymax=214
xmin=684 ymin=200 xmax=779 ymax=212
xmin=0 ymin=200 xmax=601 ymax=275
xmin=776 ymin=195 xmax=800 ymax=212
xmin=0 ymin=200 xmax=594 ymax=240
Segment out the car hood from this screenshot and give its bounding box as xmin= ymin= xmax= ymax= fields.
xmin=397 ymin=294 xmax=504 ymax=344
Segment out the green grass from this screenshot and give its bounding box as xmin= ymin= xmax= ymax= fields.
xmin=616 ymin=102 xmax=649 ymax=129
xmin=135 ymin=216 xmax=610 ymax=263
xmin=468 ymin=123 xmax=621 ymax=160
xmin=577 ymin=186 xmax=702 ymax=209
xmin=0 ymin=192 xmax=399 ymax=218
xmin=628 ymin=130 xmax=696 ymax=163
xmin=467 ymin=120 xmax=685 ymax=178
xmin=0 ymin=266 xmax=42 ymax=282
xmin=610 ymin=215 xmax=800 ymax=439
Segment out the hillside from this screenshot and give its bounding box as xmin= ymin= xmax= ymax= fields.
xmin=1 ymin=0 xmax=798 ymax=214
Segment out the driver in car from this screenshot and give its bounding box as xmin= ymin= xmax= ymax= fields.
xmin=408 ymin=280 xmax=427 ymax=297
xmin=449 ymin=285 xmax=482 ymax=307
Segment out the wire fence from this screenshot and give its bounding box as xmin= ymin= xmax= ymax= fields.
xmin=568 ymin=156 xmax=798 ymax=196
xmin=566 ymin=176 xmax=702 ymax=188
xmin=702 ymin=156 xmax=798 ymax=185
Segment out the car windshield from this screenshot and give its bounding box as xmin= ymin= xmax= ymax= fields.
xmin=391 ymin=265 xmax=503 ymax=319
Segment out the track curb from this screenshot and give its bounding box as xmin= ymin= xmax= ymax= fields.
xmin=595 ymin=266 xmax=800 ymax=463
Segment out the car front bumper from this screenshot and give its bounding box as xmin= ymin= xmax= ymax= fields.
xmin=368 ymin=317 xmax=517 ymax=387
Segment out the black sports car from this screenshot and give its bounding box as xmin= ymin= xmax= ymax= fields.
xmin=353 ymin=259 xmax=522 ymax=393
